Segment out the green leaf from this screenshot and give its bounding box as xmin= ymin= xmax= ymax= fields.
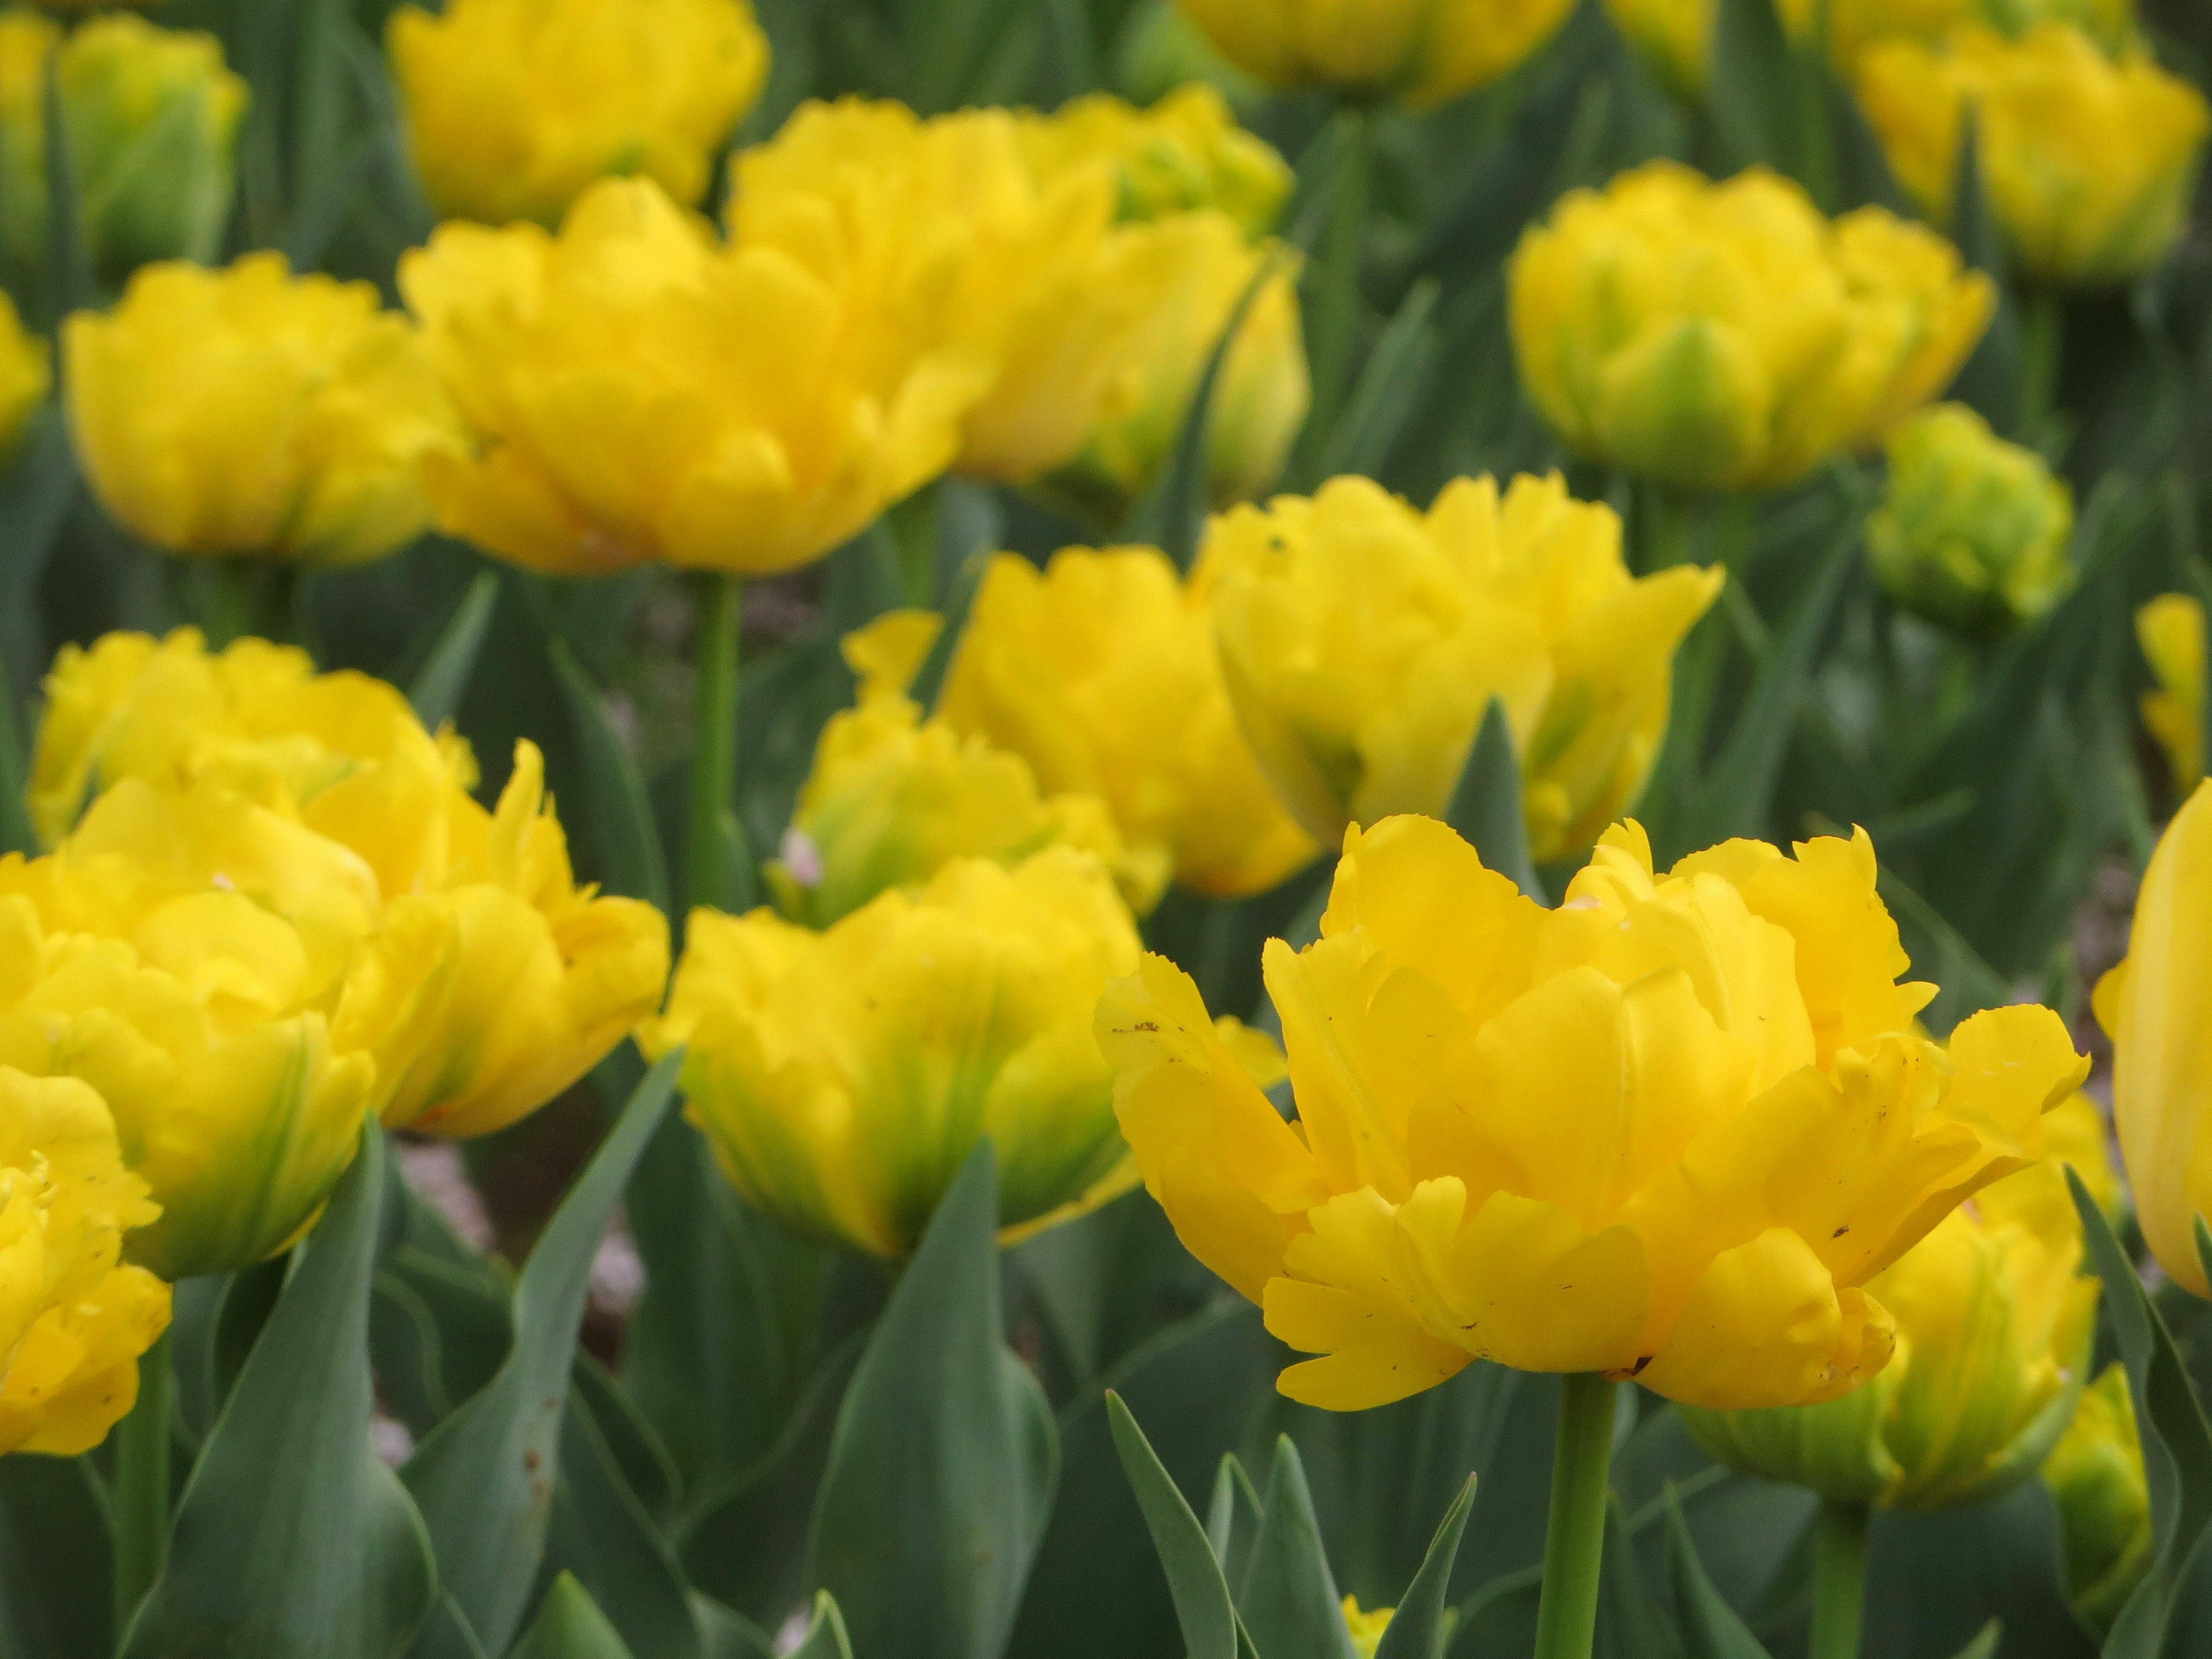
xmin=122 ymin=1124 xmax=437 ymax=1659
xmin=407 ymin=573 xmax=502 ymax=732
xmin=908 ymin=548 xmax=990 ymax=714
xmin=401 ymin=1052 xmax=683 ymax=1659
xmin=547 ymin=638 xmax=671 ymax=915
xmin=0 ymin=1452 xmax=112 ymax=1659
xmin=509 ymin=1576 xmax=635 ymax=1659
xmin=1104 ymin=1392 xmax=1242 ymax=1659
xmin=1206 ymin=1457 xmax=1266 ymax=1586
xmin=1947 ymin=1621 xmax=2002 ymax=1659
xmin=1238 ymin=1437 xmax=1359 ymax=1659
xmin=807 ymin=1141 xmax=1058 ymax=1659
xmin=0 ymin=642 xmax=32 ymax=858
xmin=1372 ymin=1475 xmax=1476 ymax=1659
xmin=785 ymin=1594 xmax=857 ymax=1659
xmin=1597 ymin=1494 xmax=1684 ymax=1659
xmin=1707 ymin=0 xmax=1795 ymax=175
xmin=40 ymin=43 xmax=88 ymax=329
xmin=1664 ymin=1493 xmax=1772 ymax=1659
xmin=281 ymin=0 xmax=353 ymax=264
xmin=1317 ymin=278 xmax=1439 ymax=483
xmin=1445 ymin=698 xmax=1542 ymax=900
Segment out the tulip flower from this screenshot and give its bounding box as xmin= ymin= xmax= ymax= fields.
xmin=1868 ymin=403 xmax=2075 ymax=633
xmin=403 ymin=175 xmax=988 ymax=578
xmin=1200 ymin=472 xmax=1722 ymax=861
xmin=1097 ymin=814 xmax=2088 ymax=1411
xmin=1343 ymin=1600 xmax=1393 ymax=1658
xmin=2043 ymin=1363 xmax=2154 ymax=1636
xmin=933 ymin=546 xmax=1317 ymax=899
xmin=1173 ymin=0 xmax=1577 ymax=106
xmin=1509 ymin=162 xmax=1994 ymax=494
xmin=389 ymin=0 xmax=768 ymax=228
xmin=1015 ymin=84 xmax=1291 ymax=236
xmin=645 ymin=847 xmax=1163 ymax=1257
xmin=0 ymin=1067 xmax=169 ymax=1456
xmin=2096 ymin=782 xmax=2212 ymax=1297
xmin=2136 ymin=594 xmax=2203 ymax=795
xmin=65 ymin=253 xmax=460 ymax=567
xmin=1678 ymin=1092 xmax=2110 ymax=1508
xmin=1854 ymin=26 xmax=2210 ymax=289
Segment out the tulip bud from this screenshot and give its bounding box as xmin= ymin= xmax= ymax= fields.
xmin=1868 ymin=403 xmax=2075 ymax=633
xmin=2043 ymin=1363 xmax=2153 ymax=1637
xmin=1017 ymin=85 xmax=1291 ymax=236
xmin=645 ymin=847 xmax=1152 ymax=1257
xmin=1343 ymin=1599 xmax=1393 ymax=1659
xmin=2136 ymin=594 xmax=2204 ymax=796
xmin=1854 ymin=25 xmax=2209 ymax=289
xmin=1200 ymin=472 xmax=1721 ymax=862
xmin=0 ymin=1068 xmax=169 ymax=1457
xmin=66 ymin=253 xmax=460 ymax=567
xmin=938 ymin=547 xmax=1318 ymax=900
xmin=1679 ymin=1094 xmax=2109 ymax=1509
xmin=388 ymin=0 xmax=769 ymax=227
xmin=1098 ymin=813 xmax=2088 ymax=1411
xmin=1173 ymin=0 xmax=1577 ymax=107
xmin=1510 ymin=162 xmax=1994 ymax=493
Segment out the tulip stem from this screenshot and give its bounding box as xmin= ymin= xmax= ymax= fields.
xmin=1532 ymin=1372 xmax=1618 ymax=1659
xmin=112 ymin=1327 xmax=173 ymax=1647
xmin=1296 ymin=105 xmax=1372 ymax=480
xmin=2018 ymin=290 xmax=2063 ymax=448
xmin=687 ymin=571 xmax=745 ymax=918
xmin=1808 ymin=1498 xmax=1870 ymax=1659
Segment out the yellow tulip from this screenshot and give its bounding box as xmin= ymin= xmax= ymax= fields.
xmin=1097 ymin=815 xmax=2088 ymax=1411
xmin=2043 ymin=1363 xmax=2153 ymax=1635
xmin=1867 ymin=403 xmax=2075 ymax=632
xmin=2094 ymin=781 xmax=2212 ymax=1297
xmin=1200 ymin=472 xmax=1722 ymax=862
xmin=0 ymin=288 xmax=47 ymax=464
xmin=1015 ymin=84 xmax=1291 ymax=236
xmin=1679 ymin=1093 xmax=2109 ymax=1509
xmin=1173 ymin=0 xmax=1578 ymax=105
xmin=1048 ymin=210 xmax=1308 ymax=522
xmin=1509 ymin=162 xmax=1995 ymax=493
xmin=1854 ymin=25 xmax=2210 ymax=288
xmin=389 ymin=0 xmax=768 ymax=227
xmin=66 ymin=253 xmax=460 ymax=566
xmin=0 ymin=1068 xmax=169 ymax=1456
xmin=403 ymin=176 xmax=988 ymax=578
xmin=2136 ymin=593 xmax=2203 ymax=795
xmin=644 ymin=847 xmax=1151 ymax=1257
xmin=1343 ymin=1599 xmax=1394 ymax=1659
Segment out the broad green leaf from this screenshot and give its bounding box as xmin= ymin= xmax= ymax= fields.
xmin=282 ymin=0 xmax=351 ymax=263
xmin=0 ymin=640 xmax=31 ymax=858
xmin=807 ymin=1141 xmax=1058 ymax=1659
xmin=1373 ymin=1475 xmax=1476 ymax=1659
xmin=1664 ymin=1493 xmax=1772 ymax=1659
xmin=40 ymin=46 xmax=88 ymax=328
xmin=510 ymin=1576 xmax=635 ymax=1659
xmin=1597 ymin=1494 xmax=1684 ymax=1659
xmin=548 ymin=638 xmax=671 ymax=916
xmin=1445 ymin=698 xmax=1541 ymax=900
xmin=1948 ymin=1622 xmax=2002 ymax=1659
xmin=0 ymin=1452 xmax=112 ymax=1659
xmin=1318 ymin=278 xmax=1439 ymax=484
xmin=1105 ymin=1392 xmax=1241 ymax=1659
xmin=1206 ymin=1457 xmax=1267 ymax=1586
xmin=401 ymin=1052 xmax=683 ymax=1659
xmin=910 ymin=548 xmax=991 ymax=714
xmin=0 ymin=413 xmax=84 ymax=707
xmin=407 ymin=573 xmax=501 ymax=732
xmin=1238 ymin=1437 xmax=1359 ymax=1659
xmin=1707 ymin=0 xmax=1795 ymax=176
xmin=692 ymin=1596 xmax=775 ymax=1659
xmin=122 ymin=1124 xmax=437 ymax=1659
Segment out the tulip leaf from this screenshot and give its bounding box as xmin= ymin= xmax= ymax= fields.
xmin=1104 ymin=1392 xmax=1244 ymax=1659
xmin=1664 ymin=1493 xmax=1772 ymax=1659
xmin=400 ymin=1051 xmax=683 ymax=1659
xmin=806 ymin=1141 xmax=1059 ymax=1659
xmin=1946 ymin=1621 xmax=2002 ymax=1659
xmin=408 ymin=573 xmax=502 ymax=732
xmin=39 ymin=45 xmax=89 ymax=329
xmin=122 ymin=1123 xmax=438 ymax=1659
xmin=1319 ymin=278 xmax=1440 ymax=483
xmin=1206 ymin=1455 xmax=1267 ymax=1586
xmin=418 ymin=1599 xmax=488 ymax=1659
xmin=785 ymin=1593 xmax=858 ymax=1659
xmin=548 ymin=637 xmax=672 ymax=916
xmin=0 ymin=1452 xmax=112 ymax=1659
xmin=909 ymin=548 xmax=990 ymax=715
xmin=1707 ymin=0 xmax=1795 ymax=177
xmin=1373 ymin=1474 xmax=1477 ymax=1659
xmin=1446 ymin=698 xmax=1542 ymax=901
xmin=1598 ymin=1493 xmax=1685 ymax=1659
xmin=2066 ymin=1167 xmax=2212 ymax=1658
xmin=1238 ymin=1436 xmax=1361 ymax=1659
xmin=0 ymin=646 xmax=31 ymax=859
xmin=509 ymin=1575 xmax=635 ymax=1659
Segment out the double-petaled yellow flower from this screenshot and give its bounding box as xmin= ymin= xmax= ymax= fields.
xmin=1868 ymin=403 xmax=2075 ymax=632
xmin=389 ymin=0 xmax=768 ymax=228
xmin=646 ymin=847 xmax=1152 ymax=1257
xmin=2096 ymin=781 xmax=2212 ymax=1297
xmin=1854 ymin=26 xmax=2209 ymax=288
xmin=2137 ymin=594 xmax=2204 ymax=795
xmin=1201 ymin=473 xmax=1722 ymax=862
xmin=935 ymin=546 xmax=1316 ymax=899
xmin=1098 ymin=815 xmax=2087 ymax=1410
xmin=0 ymin=1069 xmax=169 ymax=1456
xmin=66 ymin=253 xmax=459 ymax=566
xmin=403 ymin=176 xmax=987 ymax=578
xmin=1679 ymin=1093 xmax=2108 ymax=1508
xmin=1016 ymin=84 xmax=1291 ymax=236
xmin=2043 ymin=1363 xmax=2153 ymax=1635
xmin=1509 ymin=162 xmax=1994 ymax=493
xmin=1173 ymin=0 xmax=1577 ymax=105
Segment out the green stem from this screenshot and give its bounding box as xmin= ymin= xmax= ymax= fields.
xmin=1296 ymin=107 xmax=1373 ymax=479
xmin=112 ymin=1327 xmax=173 ymax=1648
xmin=1532 ymin=1372 xmax=1618 ymax=1659
xmin=686 ymin=572 xmax=744 ymax=918
xmin=1808 ymin=1499 xmax=1870 ymax=1659
xmin=1637 ymin=483 xmax=1703 ymax=575
xmin=198 ymin=560 xmax=262 ymax=649
xmin=2018 ymin=289 xmax=2063 ymax=446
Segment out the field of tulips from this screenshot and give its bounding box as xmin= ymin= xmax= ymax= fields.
xmin=0 ymin=0 xmax=2209 ymax=1657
